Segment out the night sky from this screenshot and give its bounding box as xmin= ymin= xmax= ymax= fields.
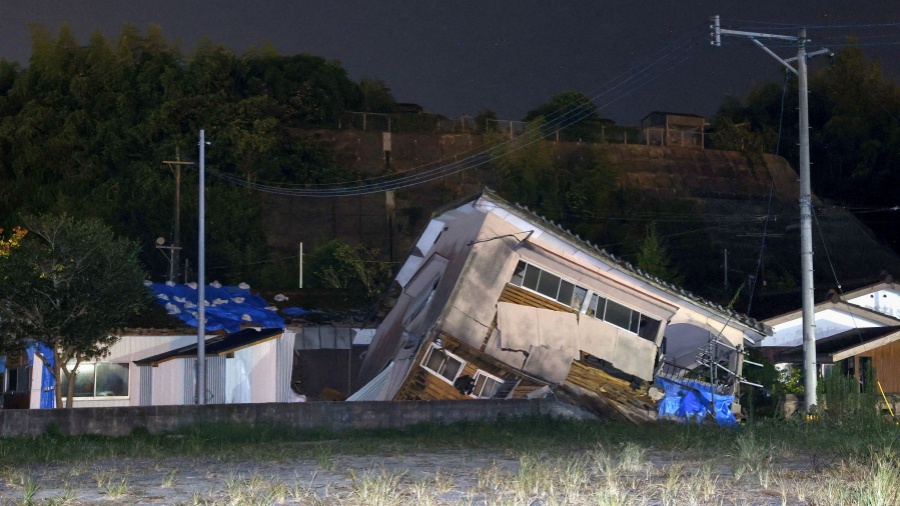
xmin=3 ymin=1 xmax=899 ymax=125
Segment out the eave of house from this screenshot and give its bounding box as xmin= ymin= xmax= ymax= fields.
xmin=133 ymin=328 xmax=283 ymax=367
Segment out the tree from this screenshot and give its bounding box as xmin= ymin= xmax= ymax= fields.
xmin=0 ymin=214 xmax=149 ymax=408
xmin=359 ymin=77 xmax=396 ymax=113
xmin=307 ymin=239 xmax=391 ymax=298
xmin=524 ymin=91 xmax=609 ymax=142
xmin=636 ymin=223 xmax=682 ymax=285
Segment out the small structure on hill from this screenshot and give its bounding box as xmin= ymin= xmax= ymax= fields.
xmin=641 ymin=112 xmax=707 ymax=149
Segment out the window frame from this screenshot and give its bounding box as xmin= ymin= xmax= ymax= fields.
xmin=586 ymin=293 xmax=661 ymax=341
xmin=58 ymin=362 xmax=130 ymax=400
xmin=509 ymin=260 xmax=588 ymax=311
xmin=420 ymin=343 xmax=466 ymax=385
xmin=469 ymin=370 xmax=504 ymax=399
xmin=511 ymin=260 xmax=662 ymax=341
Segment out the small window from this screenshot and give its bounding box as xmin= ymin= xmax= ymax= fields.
xmin=471 ymin=371 xmax=503 ymax=399
xmin=509 ymin=261 xmax=588 ymax=311
xmin=522 ymin=264 xmax=540 ymax=291
xmin=421 ymin=344 xmax=465 ymax=383
xmin=510 ymin=261 xmax=527 ymax=286
xmin=536 ymin=270 xmax=562 ymax=299
xmin=604 ymin=299 xmax=632 ymax=330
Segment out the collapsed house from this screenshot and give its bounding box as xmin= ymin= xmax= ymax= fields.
xmin=350 ymin=189 xmax=770 ymax=421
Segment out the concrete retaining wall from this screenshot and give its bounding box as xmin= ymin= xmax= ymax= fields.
xmin=0 ymin=398 xmax=592 ymax=437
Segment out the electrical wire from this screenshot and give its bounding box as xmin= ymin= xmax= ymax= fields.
xmin=205 ymin=25 xmax=708 ymax=197
xmin=745 ymin=71 xmax=789 ymax=315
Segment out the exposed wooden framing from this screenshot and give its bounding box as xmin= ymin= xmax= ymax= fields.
xmin=498 ymin=283 xmax=576 ymax=313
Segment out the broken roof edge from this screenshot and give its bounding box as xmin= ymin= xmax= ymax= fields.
xmin=466 ymin=188 xmax=769 ymax=337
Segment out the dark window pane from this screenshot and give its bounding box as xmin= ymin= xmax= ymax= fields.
xmin=96 ymin=364 xmax=128 ymax=397
xmin=441 ymin=357 xmax=462 ymax=381
xmin=558 ymin=281 xmax=574 ymax=305
xmin=596 ymin=296 xmax=608 ymax=319
xmin=571 ymin=286 xmax=588 ymax=311
xmin=536 ymin=271 xmax=561 ymax=299
xmin=605 ymin=299 xmax=632 ymax=330
xmin=477 ymin=376 xmax=500 ymax=398
xmin=425 ymin=348 xmax=445 ymax=372
xmin=638 ymin=317 xmax=661 ymax=341
xmin=510 ymin=260 xmax=527 ymax=286
xmin=629 ymin=312 xmax=641 ymax=333
xmin=523 ymin=264 xmax=540 ymax=291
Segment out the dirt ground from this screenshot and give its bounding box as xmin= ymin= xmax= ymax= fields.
xmin=0 ymin=442 xmax=830 ymax=506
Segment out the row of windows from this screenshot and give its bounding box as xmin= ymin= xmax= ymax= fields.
xmin=421 ymin=344 xmax=502 ymax=399
xmin=510 ymin=260 xmax=661 ymax=341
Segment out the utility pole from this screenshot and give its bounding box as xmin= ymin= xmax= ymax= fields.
xmin=163 ymin=151 xmax=192 ymax=283
xmin=197 ymin=130 xmax=207 ymax=405
xmin=711 ymin=16 xmax=830 ymax=412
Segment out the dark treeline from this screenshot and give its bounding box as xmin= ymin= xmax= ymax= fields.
xmin=711 ymin=45 xmax=900 ymax=249
xmin=1 ymin=24 xmax=897 ymax=307
xmin=0 ymin=24 xmax=377 ymax=285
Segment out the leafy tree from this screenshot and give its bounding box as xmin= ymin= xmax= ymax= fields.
xmin=0 ymin=214 xmax=149 ymax=408
xmin=636 ymin=223 xmax=683 ymax=285
xmin=307 ymin=239 xmax=391 ymax=298
xmin=524 ymin=91 xmax=610 ymax=142
xmin=474 ymin=108 xmax=498 ymax=133
xmin=359 ymin=77 xmax=396 ymax=113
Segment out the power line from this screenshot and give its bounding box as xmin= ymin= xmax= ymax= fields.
xmin=205 ymin=26 xmax=708 ymax=197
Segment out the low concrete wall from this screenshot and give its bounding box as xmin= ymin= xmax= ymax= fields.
xmin=0 ymin=398 xmax=591 ymax=438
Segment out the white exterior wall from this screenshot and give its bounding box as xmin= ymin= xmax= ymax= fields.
xmin=224 ymin=337 xmax=282 ymax=403
xmin=850 ymin=289 xmax=900 ymax=319
xmin=764 ymin=308 xmax=883 ymax=348
xmin=28 ymin=334 xmax=195 ymax=409
xmin=275 ymin=331 xmax=296 ymax=402
xmin=152 ymin=358 xmax=188 ymax=405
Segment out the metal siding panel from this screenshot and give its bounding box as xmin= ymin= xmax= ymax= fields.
xmin=320 ymin=327 xmax=336 ymax=349
xmin=183 ymin=359 xmax=196 ymax=405
xmin=206 ymin=356 xmax=226 ymax=404
xmin=336 ymin=328 xmax=352 ymax=349
xmin=301 ymin=328 xmax=320 ymax=350
xmin=139 ymin=366 xmax=152 ymax=406
xmin=276 ymin=333 xmax=296 ymax=402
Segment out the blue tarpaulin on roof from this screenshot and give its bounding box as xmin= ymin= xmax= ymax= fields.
xmin=149 ymin=282 xmax=285 ymax=333
xmin=656 ymin=377 xmax=737 ymax=426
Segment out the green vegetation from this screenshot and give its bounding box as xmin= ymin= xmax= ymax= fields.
xmin=711 ymin=44 xmax=900 ymax=249
xmin=0 ymin=214 xmax=148 ymax=408
xmin=0 ymin=24 xmax=373 ymax=287
xmin=2 ymin=415 xmax=900 ymax=504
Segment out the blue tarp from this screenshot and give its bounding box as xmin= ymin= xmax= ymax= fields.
xmin=656 ymin=377 xmax=737 ymax=426
xmin=25 ymin=342 xmax=56 ymax=409
xmin=280 ymin=307 xmax=310 ymax=317
xmin=148 ymin=282 xmax=285 ymax=333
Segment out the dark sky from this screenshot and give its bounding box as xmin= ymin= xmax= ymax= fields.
xmin=3 ymin=1 xmax=899 ymax=125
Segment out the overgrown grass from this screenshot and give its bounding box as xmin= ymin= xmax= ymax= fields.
xmin=1 ymin=415 xmax=898 ymax=467
xmin=3 ymin=415 xmax=900 ymax=504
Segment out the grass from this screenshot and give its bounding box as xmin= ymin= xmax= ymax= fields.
xmin=2 ymin=415 xmax=900 ymax=504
